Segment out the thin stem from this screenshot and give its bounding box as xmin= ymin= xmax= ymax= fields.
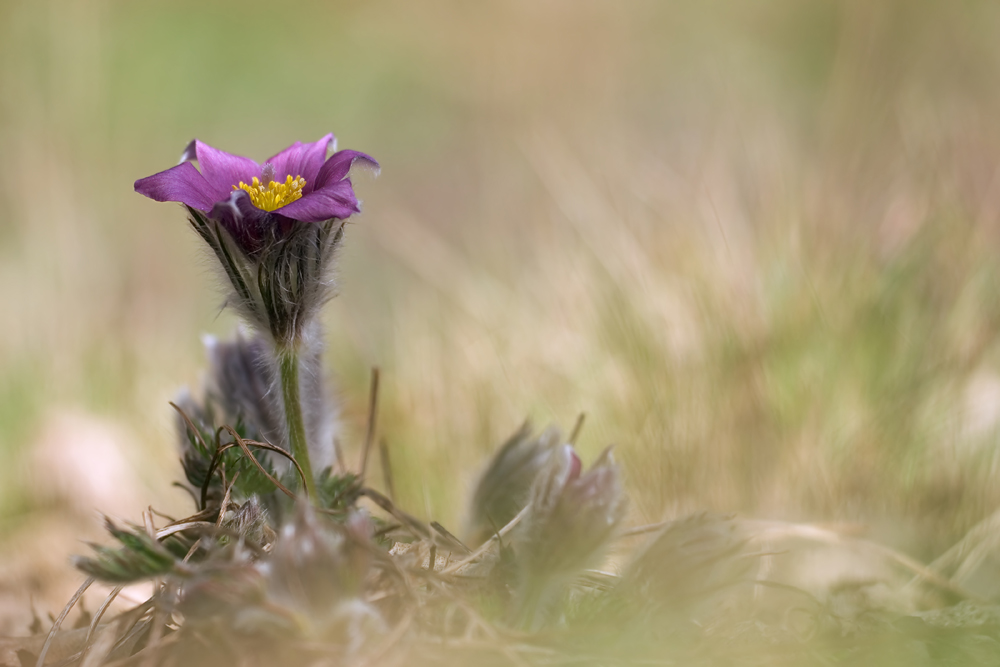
xmin=278 ymin=347 xmax=317 ymax=501
xmin=359 ymin=366 xmax=381 ymax=479
xmin=569 ymin=411 xmax=586 ymax=445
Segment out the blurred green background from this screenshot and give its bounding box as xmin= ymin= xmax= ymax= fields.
xmin=4 ymin=0 xmax=1000 ymax=610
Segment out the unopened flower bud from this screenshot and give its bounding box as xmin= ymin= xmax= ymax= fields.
xmin=621 ymin=513 xmax=750 ymax=618
xmin=514 ymin=446 xmax=627 ymax=628
xmin=466 ymin=423 xmax=564 ymax=545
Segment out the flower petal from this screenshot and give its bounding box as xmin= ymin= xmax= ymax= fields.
xmin=186 ymin=139 xmax=260 ymax=194
xmin=134 ymin=162 xmax=219 ymax=212
xmin=314 ymin=150 xmax=379 ymax=190
xmin=265 ymin=134 xmax=336 ymax=192
xmin=278 ymin=179 xmax=361 ymax=223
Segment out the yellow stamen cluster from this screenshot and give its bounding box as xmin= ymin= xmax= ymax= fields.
xmin=234 ymin=174 xmax=306 ymax=211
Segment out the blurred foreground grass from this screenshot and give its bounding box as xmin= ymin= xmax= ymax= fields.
xmin=4 ymin=0 xmax=1000 ymax=622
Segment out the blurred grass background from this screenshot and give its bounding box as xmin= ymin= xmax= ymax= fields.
xmin=4 ymin=0 xmax=1000 ymax=619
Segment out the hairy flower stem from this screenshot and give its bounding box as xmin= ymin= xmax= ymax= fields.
xmin=278 ymin=346 xmax=317 ymax=502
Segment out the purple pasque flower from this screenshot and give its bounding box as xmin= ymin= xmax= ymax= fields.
xmin=135 ymin=135 xmax=377 ymax=346
xmin=465 ymin=422 xmax=565 ymax=546
xmin=514 ymin=444 xmax=626 ymax=628
xmin=138 ymin=136 xmax=376 ymax=501
xmin=520 ymin=445 xmax=623 ymax=576
xmin=135 ymin=135 xmax=377 ymax=254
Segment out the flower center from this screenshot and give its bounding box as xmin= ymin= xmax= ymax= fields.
xmin=234 ymin=173 xmax=306 ymax=211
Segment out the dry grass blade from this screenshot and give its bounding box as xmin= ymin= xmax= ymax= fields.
xmin=140 ymin=599 xmax=170 ymax=667
xmin=373 ymin=522 xmax=403 ymax=539
xmin=154 ymin=521 xmax=265 ymax=557
xmin=359 ymin=367 xmax=381 ymax=479
xmin=35 ymin=577 xmax=94 ymax=667
xmin=240 ymin=438 xmax=309 ymax=492
xmin=195 ymin=425 xmax=310 ymax=509
xmin=169 ymin=402 xmax=210 ymax=454
xmin=84 ymin=586 xmax=124 ymax=646
xmin=147 ymin=508 xmax=176 ymax=524
xmin=358 ymin=487 xmax=468 ymax=554
xmin=334 ymin=437 xmax=347 ymax=473
xmin=378 ymin=437 xmax=396 ymax=502
xmin=216 ymin=471 xmax=240 ymax=528
xmin=101 ymin=632 xmax=180 ymax=667
xmin=916 ymin=507 xmax=1000 ymax=594
xmin=620 ymin=522 xmax=669 ymax=538
xmin=153 ymin=521 xmax=218 ymax=541
xmin=578 ymin=570 xmax=620 ymax=591
xmin=170 ymin=482 xmax=200 ymax=508
xmin=142 ymin=509 xmax=156 ymax=540
xmin=749 ymin=520 xmax=980 ymax=602
xmin=163 ymin=508 xmax=217 ymax=528
xmin=431 ymin=522 xmax=470 ymax=555
xmin=568 ymin=412 xmax=586 ymax=445
xmin=104 ymin=600 xmax=156 ymax=665
xmin=80 ymin=620 xmax=120 ymax=667
xmin=200 ymin=441 xmax=233 ymax=510
xmin=442 ymin=504 xmax=530 ymax=575
xmin=222 ymin=426 xmax=308 ymax=500
xmin=44 ymin=578 xmax=158 ymax=665
xmin=360 ymin=487 xmax=432 ymax=541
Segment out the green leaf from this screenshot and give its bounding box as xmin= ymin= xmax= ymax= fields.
xmin=73 ymin=521 xmax=181 ymax=583
xmin=317 ymin=469 xmax=362 ymax=514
